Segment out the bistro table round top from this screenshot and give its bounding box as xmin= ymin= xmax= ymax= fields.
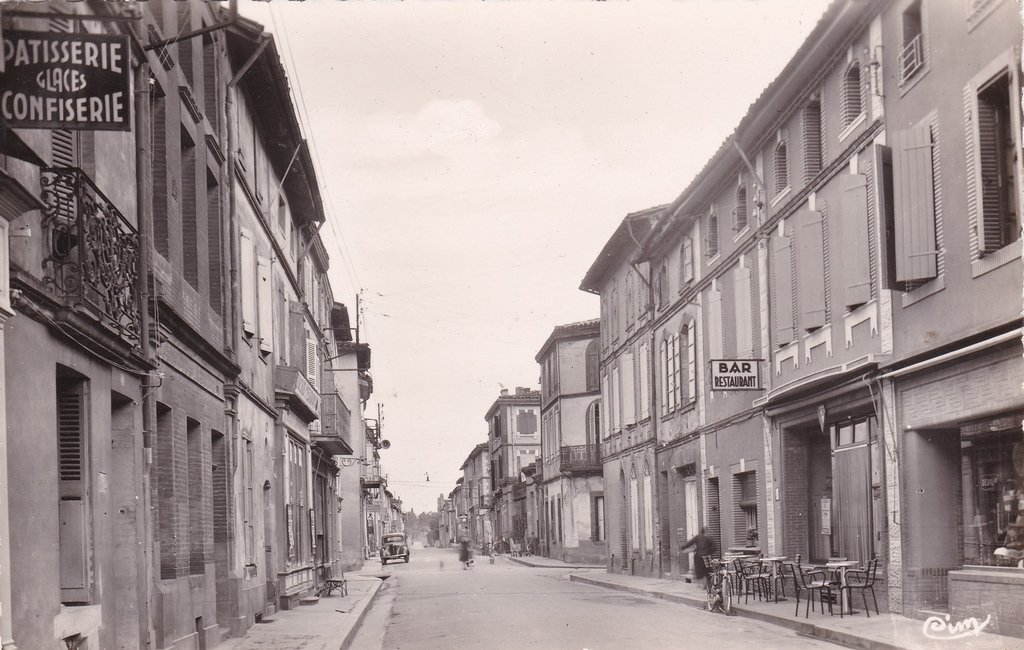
xmin=825 ymin=560 xmax=861 ymax=568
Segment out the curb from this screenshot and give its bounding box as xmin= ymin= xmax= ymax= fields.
xmin=569 ymin=574 xmax=904 ymax=650
xmin=339 ymin=577 xmax=384 ymax=650
xmin=507 ymin=556 xmax=605 ymax=570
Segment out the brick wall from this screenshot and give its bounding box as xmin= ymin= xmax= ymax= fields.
xmin=781 ymin=428 xmax=809 ymax=558
xmin=949 ymin=568 xmax=1024 ymax=639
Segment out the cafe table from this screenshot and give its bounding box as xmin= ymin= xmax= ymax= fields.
xmin=825 ymin=559 xmax=861 ymax=615
xmin=759 ymin=556 xmax=788 ymax=602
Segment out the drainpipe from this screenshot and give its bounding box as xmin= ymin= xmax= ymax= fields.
xmin=133 ymin=15 xmax=156 ymax=645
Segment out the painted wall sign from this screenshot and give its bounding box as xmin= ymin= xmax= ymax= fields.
xmin=709 ymin=359 xmax=763 ymax=391
xmin=0 ymin=30 xmax=131 ymax=130
xmin=821 ymin=497 xmax=831 ymax=535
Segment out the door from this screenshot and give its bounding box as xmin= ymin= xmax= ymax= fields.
xmin=684 ymin=480 xmax=699 ymax=572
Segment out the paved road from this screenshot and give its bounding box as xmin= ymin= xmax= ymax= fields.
xmin=350 ymin=547 xmax=839 ymax=650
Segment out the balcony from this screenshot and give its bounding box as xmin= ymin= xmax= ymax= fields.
xmin=361 ymin=466 xmax=384 ymax=488
xmin=313 ymin=392 xmax=353 ymax=455
xmin=512 ymin=480 xmax=526 ymax=499
xmin=274 ymin=366 xmax=320 ymax=422
xmin=40 ymin=168 xmax=140 ymax=346
xmin=559 ymin=444 xmax=602 ymax=474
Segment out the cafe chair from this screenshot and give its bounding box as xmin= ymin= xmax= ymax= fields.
xmin=842 ymin=558 xmax=880 ymax=617
xmin=783 ymin=562 xmax=835 ymax=618
xmin=734 ymin=557 xmax=769 ymax=603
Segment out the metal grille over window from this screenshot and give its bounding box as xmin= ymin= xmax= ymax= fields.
xmin=900 ymin=1 xmax=924 ymax=84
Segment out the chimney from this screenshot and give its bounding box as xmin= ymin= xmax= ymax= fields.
xmin=516 ymin=387 xmax=529 ymax=396
xmin=500 ymin=389 xmax=509 ymax=397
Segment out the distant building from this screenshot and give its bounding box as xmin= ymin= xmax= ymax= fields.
xmin=460 ymin=442 xmax=492 ymax=549
xmin=535 ymin=320 xmax=605 ymax=563
xmin=486 ymin=387 xmax=541 ymax=542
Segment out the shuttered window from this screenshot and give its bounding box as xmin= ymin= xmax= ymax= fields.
xmin=734 ymin=261 xmax=753 ymax=358
xmin=592 ymin=496 xmax=606 ymax=542
xmin=585 ymin=339 xmax=600 ymax=391
xmin=681 ymin=237 xmax=694 ymax=283
xmin=600 ymin=375 xmax=609 ymax=438
xmin=707 ymin=284 xmax=723 ymax=359
xmin=638 ymin=341 xmax=650 ymax=420
xmin=610 ymin=366 xmax=620 ymax=431
xmin=629 ymin=475 xmax=640 ymax=549
xmin=842 ymin=63 xmax=863 ymax=128
xmin=771 ymin=231 xmax=795 ymax=345
xmin=685 ymin=321 xmax=696 ymax=403
xmin=973 ymin=71 xmax=1020 ymax=254
xmin=642 ymin=470 xmax=654 ymax=551
xmin=796 ymin=210 xmax=827 ymax=330
xmin=257 ymin=257 xmax=273 ymax=353
xmin=892 ymin=125 xmax=938 ymax=284
xmin=622 ymin=353 xmax=636 ymax=426
xmin=305 ymin=334 xmax=319 ymax=391
xmin=660 ymin=340 xmax=669 ymax=415
xmin=733 ymin=185 xmax=748 ymax=231
xmin=705 ymin=210 xmax=720 ymax=257
xmin=57 ymin=375 xmax=91 ymax=604
xmin=240 ymin=229 xmax=256 ymax=335
xmin=839 ymin=174 xmax=872 ymax=309
xmin=802 ymin=100 xmax=823 ymax=182
xmin=773 ymin=142 xmax=789 ymax=195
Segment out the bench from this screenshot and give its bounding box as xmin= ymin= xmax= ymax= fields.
xmin=319 ymin=565 xmax=348 ymax=597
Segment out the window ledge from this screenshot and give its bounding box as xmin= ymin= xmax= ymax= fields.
xmin=706 ymin=251 xmax=722 ymax=264
xmin=732 ymin=224 xmax=750 ymax=242
xmin=898 ymin=64 xmax=930 ymax=98
xmin=900 ymin=274 xmax=945 ymax=308
xmin=838 ymin=112 xmax=867 ymax=144
xmin=770 ymin=187 xmax=791 ymax=208
xmin=971 ymin=242 xmax=1021 ymax=278
xmin=967 ymin=0 xmax=1007 ymax=33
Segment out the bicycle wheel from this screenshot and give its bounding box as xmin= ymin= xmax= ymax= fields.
xmin=720 ymin=572 xmax=733 ymax=615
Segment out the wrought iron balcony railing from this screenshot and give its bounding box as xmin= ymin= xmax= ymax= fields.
xmin=315 ymin=392 xmax=353 ymax=455
xmin=899 ymin=34 xmax=923 ymax=84
xmin=559 ymin=444 xmax=602 ymax=474
xmin=41 ymin=168 xmax=140 ymax=345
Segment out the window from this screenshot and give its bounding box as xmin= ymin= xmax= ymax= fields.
xmin=802 ymin=99 xmax=823 ymax=181
xmin=592 ymin=495 xmax=606 ymax=542
xmin=203 ymin=33 xmax=218 ymax=128
xmin=832 ymin=419 xmax=870 ymax=449
xmin=585 ymin=400 xmax=601 ymax=446
xmin=305 ymin=333 xmax=319 ymax=390
xmin=642 ymin=467 xmax=654 ymax=551
xmin=240 ymin=229 xmax=256 ymax=336
xmin=629 ymin=469 xmax=640 ymax=549
xmin=795 ymin=209 xmax=827 ymax=331
xmin=705 ymin=209 xmax=720 ymax=258
xmin=661 ymin=334 xmax=681 ymax=414
xmin=959 ymin=422 xmax=1024 ymax=566
xmin=257 ymin=256 xmax=273 ymax=354
xmin=58 ymin=372 xmax=91 ymax=603
xmin=207 ymin=169 xmax=222 ymax=316
xmin=187 ymin=418 xmax=204 ymax=575
xmin=656 ymin=263 xmax=667 ymax=308
xmin=586 ymin=339 xmax=600 ymax=391
xmin=517 ymin=410 xmax=537 ymax=435
xmin=680 ymin=237 xmax=694 ymax=284
xmin=733 ymin=185 xmax=748 ymax=232
xmin=638 ymin=340 xmax=650 ymax=420
xmin=610 ymin=282 xmax=619 ymax=341
xmin=973 ymin=69 xmax=1020 ymax=254
xmin=286 ymin=437 xmax=307 ymax=563
xmin=683 ymin=322 xmax=696 ymax=403
xmin=899 ymin=1 xmax=924 ymax=84
xmin=626 ymin=270 xmax=635 ymax=327
xmin=183 ymin=127 xmax=199 ymax=289
xmin=771 ymin=229 xmax=795 ymax=345
xmin=773 ymin=142 xmax=789 ymax=195
xmin=842 ymin=63 xmax=864 ymax=128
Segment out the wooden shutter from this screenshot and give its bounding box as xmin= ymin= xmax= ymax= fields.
xmin=682 ymin=237 xmax=694 ymax=283
xmin=839 ymin=175 xmax=871 ymax=309
xmin=600 ymin=375 xmax=609 ymax=437
xmin=305 ymin=335 xmax=319 ymax=391
xmin=622 ymin=353 xmax=636 ymax=426
xmin=796 ymin=210 xmax=826 ymax=330
xmin=638 ymin=341 xmax=650 ymax=420
xmin=892 ymin=126 xmax=938 ymax=283
xmin=257 ymin=256 xmax=273 ymax=352
xmin=660 ymin=340 xmax=668 ymax=414
xmin=873 ymin=145 xmax=898 ymax=290
xmin=706 ymin=213 xmax=719 ymax=257
xmin=58 ymin=379 xmax=89 ymax=602
xmin=734 ymin=263 xmax=753 ymax=358
xmin=976 ymin=84 xmax=1008 ymax=253
xmin=240 ymin=230 xmax=256 ymax=335
xmin=771 ymin=232 xmax=795 ymax=345
xmin=803 ymin=102 xmax=822 ymax=182
xmin=686 ymin=323 xmax=697 ymax=401
xmin=707 ymin=285 xmax=723 ymax=359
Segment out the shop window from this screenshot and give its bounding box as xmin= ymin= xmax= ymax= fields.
xmin=960 ymin=421 xmax=1024 ymax=566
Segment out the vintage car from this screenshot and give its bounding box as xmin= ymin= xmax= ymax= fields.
xmin=380 ymin=533 xmax=410 ymax=564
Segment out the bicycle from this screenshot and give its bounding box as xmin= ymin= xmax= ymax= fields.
xmin=704 ymin=557 xmax=734 ymax=615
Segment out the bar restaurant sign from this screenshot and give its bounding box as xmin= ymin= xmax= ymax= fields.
xmin=709 ymin=359 xmax=763 ymax=391
xmin=0 ymin=30 xmax=131 ymax=130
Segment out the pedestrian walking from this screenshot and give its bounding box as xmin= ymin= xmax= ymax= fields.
xmin=680 ymin=527 xmax=715 ymax=589
xmin=459 ymin=539 xmax=473 ymax=569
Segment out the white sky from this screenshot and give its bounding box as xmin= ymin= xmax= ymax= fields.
xmin=241 ymin=0 xmax=832 ymax=514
